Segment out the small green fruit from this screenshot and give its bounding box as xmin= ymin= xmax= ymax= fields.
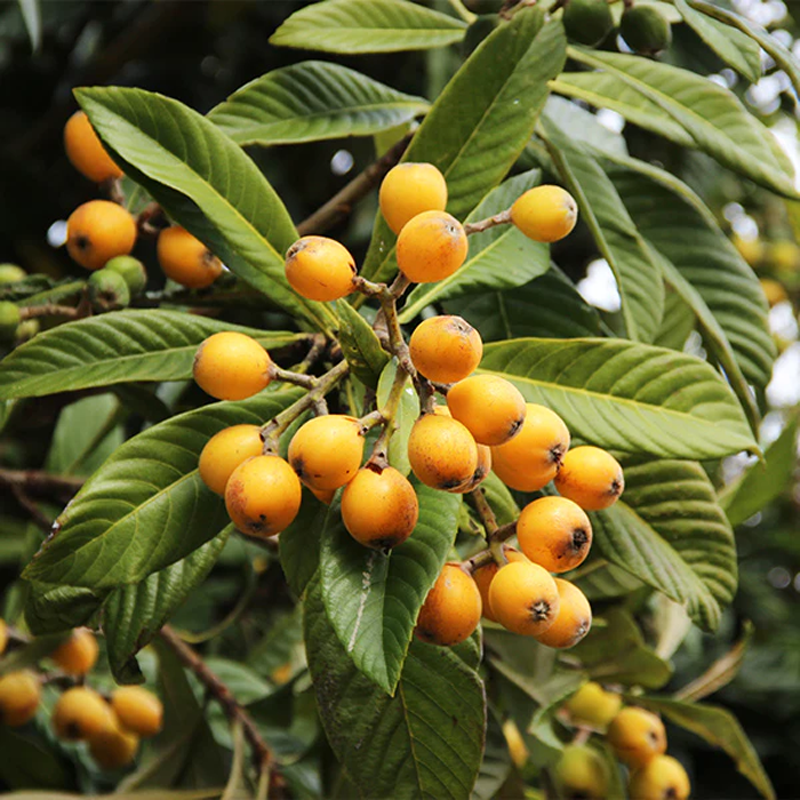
xmin=15 ymin=319 xmax=39 ymax=342
xmin=563 ymin=0 xmax=614 ymax=47
xmin=555 ymin=744 xmax=609 ymax=800
xmin=0 ymin=264 xmax=26 ymax=285
xmin=0 ymin=302 xmax=21 ymax=341
xmin=87 ymin=269 xmax=131 ymax=311
xmin=620 ymin=5 xmax=672 ymax=55
xmin=104 ymin=255 xmax=147 ymax=296
xmin=565 ymin=682 xmax=622 ymax=729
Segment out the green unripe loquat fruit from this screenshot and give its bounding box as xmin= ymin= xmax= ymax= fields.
xmin=555 ymin=743 xmax=609 ymax=800
xmin=104 ymin=255 xmax=147 ymax=296
xmin=620 ymin=5 xmax=672 ymax=55
xmin=0 ymin=302 xmax=21 ymax=342
xmin=565 ymin=681 xmax=622 ymax=729
xmin=563 ymin=0 xmax=614 ymax=47
xmin=87 ymin=268 xmax=131 ymax=311
xmin=0 ymin=264 xmax=26 ymax=284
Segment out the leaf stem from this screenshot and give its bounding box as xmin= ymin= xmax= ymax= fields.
xmin=463 ymin=209 xmax=512 ymax=235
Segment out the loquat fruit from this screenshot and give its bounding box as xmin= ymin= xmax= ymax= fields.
xmin=565 ymin=681 xmax=622 ymax=729
xmin=51 ymin=627 xmax=99 ymax=676
xmin=157 ymin=226 xmax=223 ymax=289
xmin=502 ymin=719 xmax=529 ymax=768
xmin=760 ymin=277 xmax=788 ymax=308
xmin=563 ymin=0 xmax=615 ymax=47
xmin=447 ymin=374 xmax=526 ymax=446
xmin=448 ymin=442 xmax=492 ymax=493
xmin=89 ymin=717 xmax=140 ymax=770
xmin=408 ymin=315 xmax=483 ymax=384
xmin=488 ymin=559 xmax=560 ymax=637
xmin=555 ymin=445 xmax=624 ymax=511
xmin=407 ymin=413 xmax=478 ymax=491
xmin=310 ymin=485 xmax=336 ymax=505
xmin=510 ymin=185 xmax=578 ymax=244
xmin=620 ymin=5 xmax=672 ymax=55
xmin=52 ymin=686 xmax=114 ymax=741
xmin=0 ymin=302 xmax=21 ymax=341
xmin=199 ymin=424 xmax=264 ymax=496
xmin=415 ymin=563 xmax=482 ymax=646
xmin=0 ymin=618 xmax=6 ymax=655
xmin=396 ymin=210 xmax=468 ymax=283
xmin=0 ymin=264 xmax=26 ymax=284
xmin=87 ymin=268 xmax=131 ymax=311
xmin=732 ymin=235 xmax=763 ymax=267
xmin=516 ymin=495 xmax=592 ymax=573
xmin=607 ymin=706 xmax=667 ymax=767
xmin=533 ymin=578 xmax=592 ymax=649
xmin=491 ymin=403 xmax=570 ymax=492
xmin=628 ymin=754 xmax=691 ymax=800
xmin=104 ymin=255 xmax=147 ymax=296
xmin=379 ymin=162 xmax=448 ymax=235
xmin=288 ymin=415 xmax=364 ymax=491
xmin=341 ymin=465 xmax=419 ymax=549
xmin=111 ymin=686 xmax=163 ymax=738
xmin=193 ymin=331 xmax=272 ymax=401
xmin=225 ymin=455 xmax=302 ymax=538
xmin=0 ymin=670 xmax=41 ymax=727
xmin=555 ymin=743 xmax=609 ymax=800
xmin=64 ymin=110 xmax=124 ymax=184
xmin=284 ymin=236 xmax=356 ymax=301
xmin=472 ymin=546 xmax=528 ymax=622
xmin=66 ymin=200 xmax=137 ymax=271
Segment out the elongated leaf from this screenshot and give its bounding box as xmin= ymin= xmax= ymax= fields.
xmin=655 ymin=287 xmax=695 ymax=352
xmin=269 ymin=0 xmax=468 ymax=53
xmin=0 ymin=310 xmax=300 ymax=400
xmin=592 ymin=457 xmax=737 ymax=632
xmin=22 ymin=388 xmax=303 ymax=589
xmin=478 ymin=338 xmax=755 ymax=460
xmin=376 ymin=359 xmax=419 ymax=476
xmin=16 ymin=0 xmax=41 ymax=51
xmin=400 ymin=171 xmax=549 ymax=321
xmin=634 ymin=697 xmax=775 ymax=800
xmin=76 ymin=87 xmax=336 ymax=333
xmin=278 ymin=489 xmax=330 ymax=597
xmin=674 ymin=0 xmax=761 ymax=82
xmin=320 ymin=482 xmax=459 ymax=693
xmin=0 ymin=727 xmax=70 ymax=791
xmin=208 ymin=61 xmax=429 ymax=146
xmin=540 ymin=114 xmax=664 ymax=343
xmin=361 ymin=9 xmax=566 ymax=283
xmin=564 ymin=48 xmax=798 ymax=199
xmin=103 ymin=527 xmax=232 ymax=683
xmin=24 ymin=583 xmax=105 ymax=635
xmin=336 ymin=300 xmax=390 ymax=389
xmin=305 ymin=576 xmax=486 ymax=800
xmin=472 ymin=708 xmax=513 ymax=800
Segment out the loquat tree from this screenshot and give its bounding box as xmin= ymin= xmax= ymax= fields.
xmin=0 ymin=0 xmax=799 ymax=798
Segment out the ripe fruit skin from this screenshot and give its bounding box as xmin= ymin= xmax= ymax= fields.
xmin=0 ymin=264 xmax=26 ymax=284
xmin=379 ymin=162 xmax=448 ymax=235
xmin=415 ymin=563 xmax=482 ymax=646
xmin=629 ymin=754 xmax=690 ymax=800
xmin=64 ymin=110 xmax=123 ymax=183
xmin=341 ymin=465 xmax=419 ymax=549
xmin=285 ymin=236 xmax=356 ymax=301
xmin=534 ymin=578 xmax=592 ymax=648
xmin=87 ymin=268 xmax=131 ymax=311
xmin=0 ymin=671 xmax=41 ymax=726
xmin=563 ymin=0 xmax=614 ymax=46
xmin=760 ymin=277 xmax=788 ymax=308
xmin=555 ymin=446 xmax=624 ymax=511
xmin=225 ymin=455 xmax=302 ymax=538
xmin=407 ymin=413 xmax=478 ymax=490
xmin=89 ymin=719 xmax=139 ymax=770
xmin=288 ymin=415 xmax=364 ymax=491
xmin=449 ymin=443 xmax=492 ymax=493
xmin=511 ymin=185 xmax=578 ymax=244
xmin=620 ymin=5 xmax=672 ymax=55
xmin=0 ymin=302 xmax=21 ymax=342
xmin=193 ymin=332 xmax=272 ymax=401
xmin=157 ymin=226 xmax=223 ymax=289
xmin=489 ymin=560 xmax=560 ymax=637
xmin=566 ymin=681 xmax=622 ymax=729
xmin=472 ymin=546 xmax=528 ymax=622
xmin=607 ymin=707 xmax=668 ymax=767
xmin=555 ymin=744 xmax=609 ymax=800
xmin=396 ymin=210 xmax=468 ymax=283
xmin=491 ymin=403 xmax=570 ymax=491
xmin=447 ymin=374 xmax=526 ymax=446
xmin=111 ymin=686 xmax=163 ymax=738
xmin=409 ymin=315 xmax=483 ymax=384
xmin=104 ymin=255 xmax=147 ymax=296
xmin=0 ymin=618 xmax=6 ymax=654
xmin=516 ymin=496 xmax=592 ymax=573
xmin=502 ymin=719 xmax=529 ymax=768
xmin=67 ymin=201 xmax=137 ymax=271
xmin=51 ymin=627 xmax=99 ymax=676
xmin=199 ymin=424 xmax=264 ymax=496
xmin=53 ymin=686 xmax=114 ymax=741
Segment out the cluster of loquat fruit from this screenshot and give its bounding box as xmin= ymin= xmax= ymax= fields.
xmin=0 ymin=621 xmax=163 ymax=771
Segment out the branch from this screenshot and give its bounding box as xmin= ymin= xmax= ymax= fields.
xmin=19 ymin=304 xmax=80 ymax=321
xmin=469 ymin=487 xmax=498 ymax=535
xmin=463 ymin=209 xmax=511 ymax=236
xmin=0 ymin=468 xmax=85 ymax=496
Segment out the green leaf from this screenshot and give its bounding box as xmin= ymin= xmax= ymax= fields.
xmin=720 ymin=415 xmax=799 ymax=527
xmin=634 ymin=697 xmax=775 ymax=800
xmin=674 ymin=0 xmax=761 ymax=82
xmin=562 ymin=48 xmax=799 ymax=199
xmin=361 ymin=9 xmax=566 ymax=283
xmin=278 ymin=490 xmax=331 ymax=597
xmin=654 ymin=288 xmax=695 ymax=352
xmin=305 ymin=576 xmax=486 ymax=800
xmin=478 ymin=338 xmax=756 ymax=459
xmin=103 ymin=526 xmax=232 ymax=684
xmin=592 ymin=457 xmax=737 ymax=632
xmin=571 ymin=608 xmax=672 ymax=688
xmin=540 ymin=114 xmax=664 ymax=343
xmin=336 ymin=301 xmax=390 ymax=389
xmin=269 ymin=0 xmax=468 ymax=54
xmin=573 ymin=561 xmax=643 ymax=601
xmin=0 ymin=726 xmax=70 ymax=791
xmin=472 ymin=707 xmax=513 ymax=800
xmin=0 ymin=309 xmax=300 ymax=400
xmin=16 ymin=0 xmax=41 ymax=51
xmin=24 ymin=583 xmax=105 ymax=636
xmin=319 ymin=483 xmax=460 ymax=693
xmin=399 ymin=170 xmax=549 ymax=322
xmin=75 ymin=87 xmax=336 ymax=334
xmin=376 ymin=359 xmax=420 ymax=476
xmin=208 ymin=61 xmax=429 ymax=146
xmin=22 ymin=388 xmax=303 ymax=589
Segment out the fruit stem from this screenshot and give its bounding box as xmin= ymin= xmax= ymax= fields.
xmin=469 ymin=487 xmax=499 ymax=536
xmin=268 ymin=364 xmax=316 ymax=390
xmin=365 ymin=364 xmax=409 ymax=467
xmin=18 ymin=304 xmax=80 ymax=320
xmin=462 ymin=548 xmax=495 ymax=575
xmin=463 ymin=208 xmax=512 ymax=236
